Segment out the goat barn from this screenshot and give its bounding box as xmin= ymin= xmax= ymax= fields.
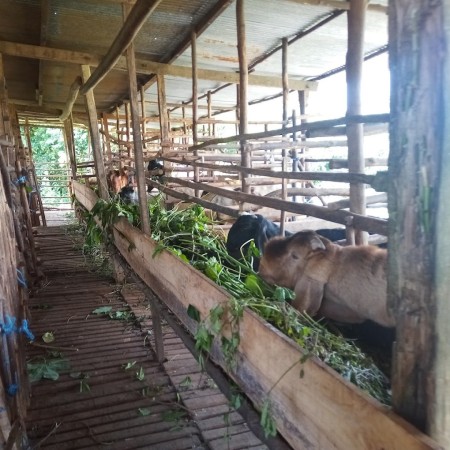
xmin=0 ymin=0 xmax=449 ymax=449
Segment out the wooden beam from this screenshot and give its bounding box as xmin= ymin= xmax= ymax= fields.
xmin=37 ymin=0 xmax=50 ymax=106
xmin=79 ymin=0 xmax=163 ymax=95
xmin=0 ymin=40 xmax=99 ymax=65
xmin=136 ymin=59 xmax=318 ymax=90
xmin=0 ymin=41 xmax=317 ymax=91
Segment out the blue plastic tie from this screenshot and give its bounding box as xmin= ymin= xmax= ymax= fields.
xmin=6 ymin=384 xmax=18 ymax=396
xmin=17 ymin=269 xmax=28 ymax=288
xmin=19 ymin=320 xmax=35 ymax=341
xmin=0 ymin=407 xmax=6 ymax=413
xmin=14 ymin=176 xmax=27 ymax=185
xmin=1 ymin=316 xmax=17 ymax=336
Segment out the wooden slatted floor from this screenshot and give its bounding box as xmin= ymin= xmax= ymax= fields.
xmin=25 ymin=226 xmax=273 ymax=450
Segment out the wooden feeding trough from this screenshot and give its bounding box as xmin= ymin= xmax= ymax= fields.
xmin=72 ymin=180 xmax=441 ymax=450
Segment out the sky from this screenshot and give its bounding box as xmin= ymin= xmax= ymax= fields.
xmin=303 ymin=52 xmax=390 ymax=120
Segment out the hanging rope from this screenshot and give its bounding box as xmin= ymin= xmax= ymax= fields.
xmin=0 ymin=314 xmax=35 ymax=341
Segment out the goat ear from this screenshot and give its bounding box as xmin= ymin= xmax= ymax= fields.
xmin=310 ymin=235 xmax=326 ymax=251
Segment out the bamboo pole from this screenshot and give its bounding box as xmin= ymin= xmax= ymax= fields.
xmin=346 ymin=0 xmax=368 ymax=244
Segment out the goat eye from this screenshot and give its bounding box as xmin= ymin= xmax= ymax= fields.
xmin=291 ymin=253 xmax=299 ymax=260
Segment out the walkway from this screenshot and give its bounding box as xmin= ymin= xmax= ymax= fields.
xmin=25 ymin=226 xmax=278 ymax=449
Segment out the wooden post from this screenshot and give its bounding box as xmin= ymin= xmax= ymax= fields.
xmin=191 ymin=31 xmax=200 ymax=195
xmin=24 ymin=119 xmax=47 ymax=226
xmin=207 ymin=91 xmax=212 ymax=136
xmin=123 ymin=3 xmax=163 ymax=363
xmin=125 ymin=101 xmax=131 ymax=159
xmin=81 ymin=65 xmax=109 ymax=200
xmin=115 ymin=106 xmax=122 ymax=167
xmin=388 ymin=0 xmax=449 ymax=445
xmin=237 ymin=0 xmax=250 ymax=193
xmin=140 ymin=85 xmax=147 ymax=149
xmin=157 ymin=73 xmax=170 ymax=156
xmin=63 ymin=117 xmax=77 ymax=179
xmin=123 ymin=3 xmax=151 ymax=236
xmin=280 ymin=37 xmax=289 ymax=234
xmin=0 ymin=53 xmax=14 ymax=165
xmin=102 ymin=113 xmax=112 ymax=166
xmin=346 ymin=0 xmax=367 ymax=244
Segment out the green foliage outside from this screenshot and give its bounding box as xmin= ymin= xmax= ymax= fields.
xmin=22 ymin=126 xmax=90 ymax=206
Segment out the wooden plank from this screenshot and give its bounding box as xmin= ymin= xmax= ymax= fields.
xmin=73 ymin=182 xmax=441 ymax=449
xmin=72 ymin=180 xmax=99 ymax=209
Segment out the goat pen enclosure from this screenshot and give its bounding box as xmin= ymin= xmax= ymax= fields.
xmin=2 ymin=0 xmax=450 ymax=446
xmin=73 ymin=180 xmax=441 ymax=450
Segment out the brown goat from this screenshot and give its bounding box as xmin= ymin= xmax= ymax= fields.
xmin=258 ymin=230 xmax=394 ymax=327
xmin=107 ymin=167 xmax=129 ymax=194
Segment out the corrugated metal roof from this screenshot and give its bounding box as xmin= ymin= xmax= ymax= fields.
xmin=0 ymin=0 xmax=389 ymax=123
